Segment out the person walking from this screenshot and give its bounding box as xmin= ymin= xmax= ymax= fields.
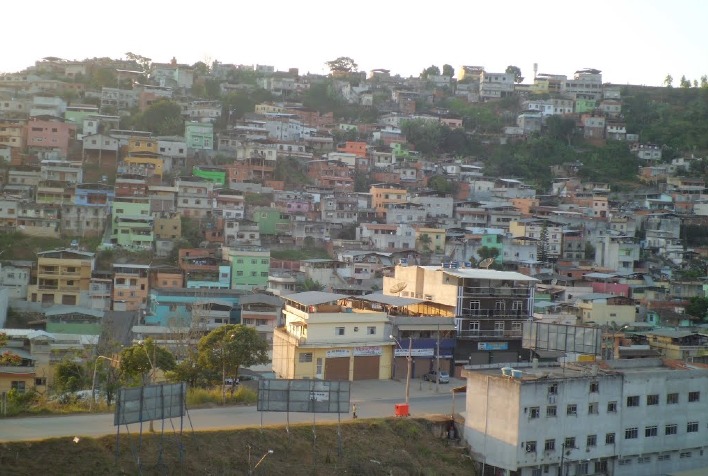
xmin=352 ymin=403 xmax=358 ymax=419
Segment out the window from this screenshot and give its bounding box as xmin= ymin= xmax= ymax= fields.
xmin=605 ymin=433 xmax=615 ymax=444
xmin=546 ymin=406 xmax=557 ymax=417
xmin=316 ymin=358 xmax=323 ymax=375
xmin=589 ymin=381 xmax=599 ymax=393
xmin=11 ymin=381 xmax=25 ymax=393
xmin=680 ymin=452 xmax=692 ymax=459
xmin=35 ymin=378 xmax=47 ymax=386
xmin=564 ymin=437 xmax=575 ymax=449
xmin=544 ymin=439 xmax=555 ymax=451
xmin=687 ymin=421 xmax=698 ymax=433
xmin=566 ymin=404 xmax=577 ymax=416
xmin=618 ymin=458 xmax=632 ymax=467
xmin=588 ymin=402 xmax=598 ymax=415
xmin=645 ymin=426 xmax=657 ymax=437
xmin=335 ymin=327 xmax=345 ymax=336
xmin=298 ymin=353 xmax=313 ymax=363
xmin=595 ymin=460 xmax=608 ymax=473
xmin=637 ymin=456 xmax=651 ymax=464
xmin=529 ymin=407 xmax=540 ymax=419
xmin=626 ymin=395 xmax=639 ymax=407
xmin=236 ymin=271 xmax=243 ymax=276
xmin=548 ymin=384 xmax=558 ymax=395
xmin=647 ymin=394 xmax=659 ymax=406
xmin=525 ymin=441 xmax=536 ymax=453
xmin=665 ymin=424 xmax=677 ymax=435
xmin=367 ymin=326 xmax=376 ymax=335
xmin=657 ymin=454 xmax=671 ymax=461
xmin=624 ymin=428 xmax=638 ymax=439
xmin=586 ymin=435 xmax=596 ymax=447
xmin=667 ymin=393 xmax=679 ymax=404
xmin=607 ymin=401 xmax=617 ymax=413
xmin=688 ymin=391 xmax=700 ymax=402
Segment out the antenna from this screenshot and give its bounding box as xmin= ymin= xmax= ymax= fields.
xmin=478 ymin=257 xmax=495 ymax=269
xmin=389 ymin=281 xmax=408 ymax=294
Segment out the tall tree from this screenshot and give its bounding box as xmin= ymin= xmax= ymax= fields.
xmin=421 ymin=65 xmax=441 ymax=78
xmin=54 ymin=359 xmax=90 ymax=393
xmin=124 ymin=52 xmax=152 ymax=73
xmin=197 ymin=325 xmax=269 ymax=403
xmin=679 ymin=75 xmax=691 ymax=88
xmin=663 ymin=74 xmax=673 ymax=87
xmin=537 ymin=222 xmax=549 ymax=264
xmin=701 ymin=75 xmax=708 ymax=88
xmin=442 ymin=64 xmax=455 ymax=78
xmin=119 ymin=338 xmax=176 ymax=386
xmin=130 ymin=99 xmax=184 ymax=136
xmin=325 ymin=57 xmax=358 ymax=74
xmin=505 ymin=65 xmax=524 ymax=83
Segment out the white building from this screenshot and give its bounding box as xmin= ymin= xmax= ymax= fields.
xmin=464 ymin=358 xmax=708 ymax=476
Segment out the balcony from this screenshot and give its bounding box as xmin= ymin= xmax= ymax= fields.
xmin=459 ymin=310 xmax=531 ymax=319
xmin=457 ymin=329 xmax=523 ymax=339
xmin=462 ymin=286 xmax=532 ymax=298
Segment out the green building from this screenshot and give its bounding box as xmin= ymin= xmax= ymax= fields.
xmin=45 ymin=307 xmax=103 ymax=335
xmin=251 ymin=207 xmax=291 ymax=236
xmin=185 ymin=121 xmax=213 ymax=151
xmin=574 ymin=98 xmax=596 ymax=114
xmin=480 ymin=233 xmax=504 ymax=263
xmin=111 ymin=198 xmax=154 ymax=250
xmin=225 ymin=246 xmax=270 ymax=291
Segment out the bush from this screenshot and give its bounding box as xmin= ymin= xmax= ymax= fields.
xmin=186 ymin=385 xmax=257 ymax=407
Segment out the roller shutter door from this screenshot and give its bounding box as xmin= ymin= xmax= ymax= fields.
xmin=353 ymin=356 xmax=380 ymax=380
xmin=325 ymin=357 xmax=350 ymax=381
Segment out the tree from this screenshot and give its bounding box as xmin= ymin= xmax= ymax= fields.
xmin=417 ymin=233 xmax=432 ymax=253
xmin=421 ymin=65 xmax=441 ymax=79
xmin=428 ymin=175 xmax=456 ymax=194
xmin=299 ymin=278 xmax=324 ymax=292
xmin=505 ymin=65 xmax=524 ymax=83
xmin=54 ymin=359 xmax=90 ymax=393
xmin=701 ymin=75 xmax=708 ymax=88
xmin=477 ymin=246 xmax=500 ymax=261
xmin=119 ymin=338 xmax=176 ymax=386
xmin=125 ymin=52 xmax=152 ymax=73
xmin=537 ymin=222 xmax=549 ymax=264
xmin=663 ymin=74 xmax=673 ymax=88
xmin=325 ymin=57 xmax=358 ymax=74
xmin=679 ymin=75 xmax=691 ymax=88
xmin=197 ymin=325 xmax=269 ymax=403
xmin=545 ymin=115 xmax=577 ymax=146
xmin=442 ymin=64 xmax=455 ymax=78
xmin=686 ymin=297 xmax=708 ymax=321
xmin=129 ymin=99 xmax=184 ymax=136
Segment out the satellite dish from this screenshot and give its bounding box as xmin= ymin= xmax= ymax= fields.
xmin=479 ymin=258 xmax=495 ymax=269
xmin=389 ymin=281 xmax=408 ymax=294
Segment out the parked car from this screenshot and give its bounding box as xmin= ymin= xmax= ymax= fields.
xmin=423 ymin=370 xmax=450 ymax=384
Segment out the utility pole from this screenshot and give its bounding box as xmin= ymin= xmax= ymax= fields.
xmin=435 ymin=324 xmax=440 ymax=393
xmin=405 ymin=337 xmax=412 ymax=406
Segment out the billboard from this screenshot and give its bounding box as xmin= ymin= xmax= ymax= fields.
xmin=257 ymin=379 xmax=350 ymax=414
xmin=522 ymin=322 xmax=601 ymax=356
xmin=114 ymin=382 xmax=186 ymax=426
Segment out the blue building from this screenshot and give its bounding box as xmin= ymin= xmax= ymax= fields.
xmin=146 ymin=287 xmax=244 ymax=326
xmin=74 ymin=183 xmax=114 ymax=208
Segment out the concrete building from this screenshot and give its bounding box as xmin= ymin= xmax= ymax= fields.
xmin=464 ymin=358 xmax=708 ymax=476
xmin=272 ymin=292 xmax=394 ymax=381
xmin=224 ymin=246 xmax=270 ymax=291
xmin=112 ymin=264 xmax=150 ymax=311
xmin=27 ymin=250 xmax=95 ymax=307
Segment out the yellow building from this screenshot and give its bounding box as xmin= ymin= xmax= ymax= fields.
xmin=154 ymin=212 xmax=181 ymax=240
xmin=575 ymin=294 xmax=636 ymax=326
xmin=126 ymin=136 xmax=158 ymax=155
xmin=123 ymin=155 xmax=164 ymax=178
xmin=27 ymin=249 xmax=95 ymax=306
xmin=414 ymin=226 xmax=445 ymax=254
xmin=0 ymin=330 xmax=51 ymax=395
xmin=273 ymin=291 xmax=394 ymax=381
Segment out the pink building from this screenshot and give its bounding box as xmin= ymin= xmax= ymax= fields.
xmin=25 ymin=118 xmax=76 ymax=155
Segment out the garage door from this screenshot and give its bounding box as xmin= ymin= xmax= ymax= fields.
xmin=412 ymin=358 xmax=432 ymax=379
xmin=353 ymin=356 xmax=380 ymax=380
xmin=325 ymin=357 xmax=350 ymax=381
xmin=393 ymin=357 xmax=408 ymax=379
xmin=491 ymin=351 xmax=518 ymax=365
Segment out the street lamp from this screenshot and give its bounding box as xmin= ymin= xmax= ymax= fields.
xmin=89 ymin=355 xmax=120 ymax=412
xmin=390 ymin=334 xmax=412 ymax=406
xmin=138 ymin=340 xmax=157 ymax=432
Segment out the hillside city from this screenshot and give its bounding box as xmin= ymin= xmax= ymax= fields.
xmin=1 ymin=55 xmax=708 ymax=476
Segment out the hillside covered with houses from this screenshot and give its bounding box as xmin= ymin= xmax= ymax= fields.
xmin=1 ymin=54 xmax=708 ymax=400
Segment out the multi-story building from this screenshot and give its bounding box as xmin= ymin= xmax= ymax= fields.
xmin=26 ymin=118 xmax=76 ymax=155
xmin=178 ymin=248 xmax=231 ymax=289
xmin=0 ymin=330 xmax=51 ymax=395
xmin=39 ymin=160 xmax=83 ymax=184
xmin=0 ymin=262 xmax=32 ymax=300
xmin=383 ymin=264 xmax=537 ymax=371
xmin=509 ymin=219 xmax=564 ymax=260
xmin=175 ymin=176 xmax=215 ymax=218
xmin=61 ymin=204 xmax=110 ymax=238
xmin=112 ymin=264 xmax=150 ymax=311
xmin=320 ymin=193 xmax=359 ymax=225
xmin=111 ymin=198 xmax=154 ymax=250
xmin=272 ymin=291 xmax=394 ymax=381
xmin=184 ymin=121 xmax=213 ymax=153
xmin=463 ymin=358 xmax=708 ymax=476
xmin=370 ymin=184 xmax=408 ymax=220
xmin=224 ymin=246 xmax=270 ymax=291
xmin=27 ymin=249 xmax=95 ymax=307
xmin=479 ymin=71 xmax=516 ymax=100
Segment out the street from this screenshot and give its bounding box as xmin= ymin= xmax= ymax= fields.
xmin=0 ymin=378 xmax=466 ymax=442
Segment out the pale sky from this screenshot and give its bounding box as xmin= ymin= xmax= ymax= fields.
xmin=4 ymin=0 xmax=706 ymax=86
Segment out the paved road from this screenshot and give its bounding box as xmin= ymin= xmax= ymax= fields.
xmin=0 ymin=379 xmax=466 ymax=442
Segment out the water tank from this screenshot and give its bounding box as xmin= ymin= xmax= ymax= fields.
xmin=512 ymin=369 xmax=523 ymax=379
xmin=501 ymin=367 xmax=513 ymax=377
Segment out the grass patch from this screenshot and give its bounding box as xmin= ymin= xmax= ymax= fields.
xmin=187 ymin=386 xmax=257 ymax=407
xmin=0 ymin=418 xmax=477 ymax=475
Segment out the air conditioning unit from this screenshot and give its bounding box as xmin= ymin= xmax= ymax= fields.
xmin=424 ymin=294 xmax=433 ymax=301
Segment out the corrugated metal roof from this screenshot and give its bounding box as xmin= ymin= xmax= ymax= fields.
xmin=358 ymin=293 xmax=423 ymax=307
xmin=283 ymin=291 xmax=349 ymax=306
xmin=429 ymin=267 xmax=538 ymax=282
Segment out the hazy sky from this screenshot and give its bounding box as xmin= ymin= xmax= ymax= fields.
xmin=4 ymin=0 xmax=706 ymax=86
